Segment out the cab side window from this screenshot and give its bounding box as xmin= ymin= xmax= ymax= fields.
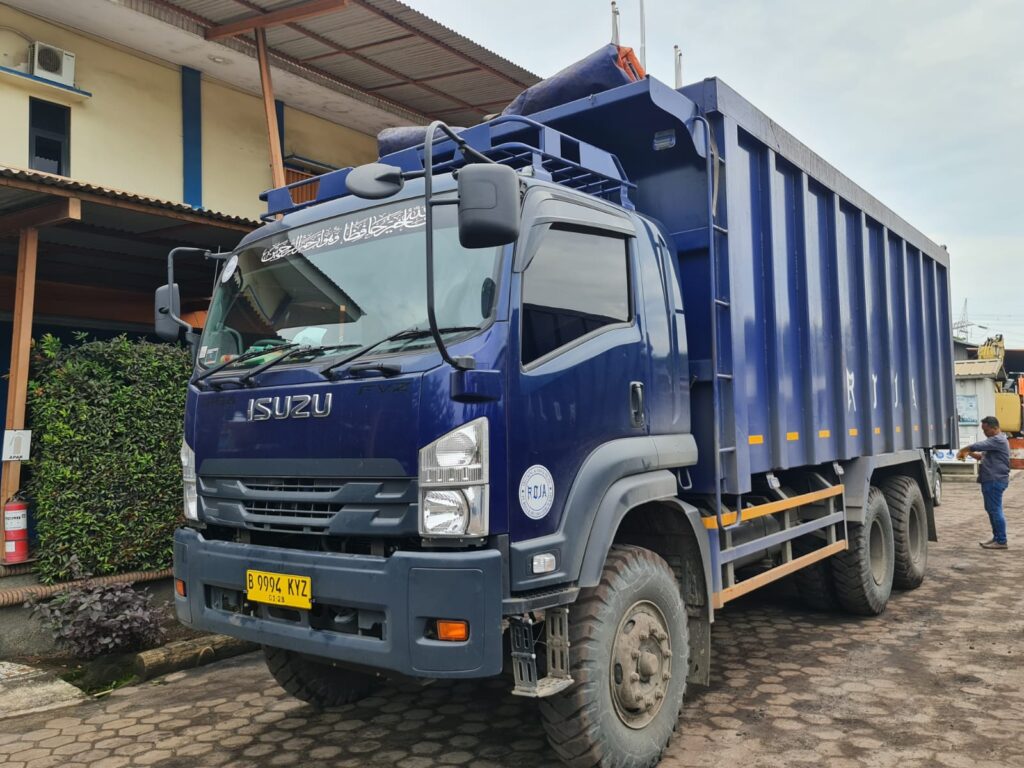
xmin=521 ymin=227 xmax=631 ymax=365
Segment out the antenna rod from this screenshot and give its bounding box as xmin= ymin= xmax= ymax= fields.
xmin=674 ymin=45 xmax=682 ymax=88
xmin=639 ymin=0 xmax=646 ymax=68
xmin=611 ymin=1 xmax=620 ymax=45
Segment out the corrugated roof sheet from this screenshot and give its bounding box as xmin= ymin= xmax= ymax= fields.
xmin=164 ymin=0 xmax=540 ymax=127
xmin=0 ymin=166 xmax=258 ymax=227
xmin=954 ymin=359 xmax=1006 ymax=379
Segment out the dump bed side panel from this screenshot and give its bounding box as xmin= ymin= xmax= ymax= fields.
xmin=682 ymin=82 xmax=955 ymax=494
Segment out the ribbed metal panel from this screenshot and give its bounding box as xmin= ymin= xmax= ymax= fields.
xmin=0 ymin=166 xmax=257 ymax=225
xmin=164 ymin=0 xmax=540 ymax=119
xmin=179 ymin=0 xmax=248 ymax=22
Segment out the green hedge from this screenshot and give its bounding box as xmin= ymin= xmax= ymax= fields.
xmin=27 ymin=333 xmax=191 ymax=583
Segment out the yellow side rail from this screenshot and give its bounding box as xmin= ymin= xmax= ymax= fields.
xmin=702 ymin=484 xmax=845 ymax=529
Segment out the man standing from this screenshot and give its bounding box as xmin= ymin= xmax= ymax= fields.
xmin=957 ymin=415 xmax=1011 ymax=550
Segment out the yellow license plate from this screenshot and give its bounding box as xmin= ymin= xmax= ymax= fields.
xmin=245 ymin=569 xmax=312 ymax=610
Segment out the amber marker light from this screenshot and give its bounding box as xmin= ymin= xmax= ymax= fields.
xmin=436 ymin=619 xmax=469 ymax=642
xmin=174 ymin=579 xmax=187 ymax=597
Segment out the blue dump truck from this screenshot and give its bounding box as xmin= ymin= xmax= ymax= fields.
xmin=158 ymin=64 xmax=954 ymax=767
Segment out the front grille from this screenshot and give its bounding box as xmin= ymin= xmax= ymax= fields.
xmin=241 ymin=478 xmax=343 ymax=493
xmin=199 ymin=474 xmax=418 ymax=537
xmin=243 ymin=500 xmax=341 ymax=527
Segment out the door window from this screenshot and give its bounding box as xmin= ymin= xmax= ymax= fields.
xmin=521 ymin=227 xmax=631 ymax=365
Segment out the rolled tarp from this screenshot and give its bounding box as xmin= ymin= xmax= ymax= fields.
xmin=377 ymin=125 xmax=467 ymax=157
xmin=502 ymin=44 xmax=646 ymax=117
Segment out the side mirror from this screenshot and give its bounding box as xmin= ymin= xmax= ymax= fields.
xmin=155 ymin=283 xmax=187 ymax=342
xmin=458 ymin=164 xmax=520 ymax=248
xmin=346 ymin=163 xmax=405 ymax=199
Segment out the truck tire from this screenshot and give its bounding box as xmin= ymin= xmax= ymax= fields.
xmin=879 ymin=475 xmax=928 ymax=590
xmin=538 ymin=545 xmax=688 ymax=768
xmin=932 ymin=468 xmax=942 ymax=507
xmin=263 ymin=646 xmax=378 ymax=708
xmin=790 ymin=535 xmax=841 ymax=612
xmin=830 ymin=487 xmax=894 ymax=616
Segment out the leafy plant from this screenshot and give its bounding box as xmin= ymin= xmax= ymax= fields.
xmin=29 ymin=557 xmax=165 ymax=659
xmin=27 ymin=334 xmax=191 ymax=583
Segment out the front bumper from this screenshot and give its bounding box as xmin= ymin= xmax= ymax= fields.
xmin=173 ymin=527 xmax=504 ymax=678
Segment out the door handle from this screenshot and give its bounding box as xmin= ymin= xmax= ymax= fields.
xmin=629 ymin=381 xmax=645 ymax=428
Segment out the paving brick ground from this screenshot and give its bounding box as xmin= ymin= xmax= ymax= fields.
xmin=1 ymin=476 xmax=1022 ymax=768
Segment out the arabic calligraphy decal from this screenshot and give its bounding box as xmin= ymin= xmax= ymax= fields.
xmin=261 ymin=205 xmax=427 ymax=263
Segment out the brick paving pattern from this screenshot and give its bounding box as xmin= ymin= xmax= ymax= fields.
xmin=1 ymin=477 xmax=1022 ymax=767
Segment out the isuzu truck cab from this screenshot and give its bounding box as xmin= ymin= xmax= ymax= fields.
xmin=160 ymin=75 xmax=954 ymax=767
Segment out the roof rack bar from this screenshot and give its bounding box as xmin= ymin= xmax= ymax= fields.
xmin=260 ymin=114 xmax=635 ymax=219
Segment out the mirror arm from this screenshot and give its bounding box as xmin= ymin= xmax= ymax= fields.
xmin=424 ymin=121 xmax=474 ymax=372
xmin=165 ymin=247 xmax=209 ymax=334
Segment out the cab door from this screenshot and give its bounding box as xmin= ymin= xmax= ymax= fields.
xmin=506 ymin=195 xmax=649 ymax=546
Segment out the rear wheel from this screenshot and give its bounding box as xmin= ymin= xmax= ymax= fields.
xmin=933 ymin=468 xmax=943 ymax=507
xmin=539 ymin=545 xmax=688 ymax=768
xmin=791 ymin=535 xmax=841 ymax=611
xmin=263 ymin=646 xmax=379 ymax=709
xmin=880 ymin=475 xmax=929 ymax=590
xmin=831 ymin=487 xmax=894 ymax=615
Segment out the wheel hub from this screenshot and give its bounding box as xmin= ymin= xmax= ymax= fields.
xmin=610 ymin=600 xmax=672 ymax=729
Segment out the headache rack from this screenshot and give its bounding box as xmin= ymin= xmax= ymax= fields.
xmin=260 ymin=115 xmax=636 ymax=220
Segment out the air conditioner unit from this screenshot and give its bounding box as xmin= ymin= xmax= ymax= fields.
xmin=29 ymin=42 xmax=76 ymax=88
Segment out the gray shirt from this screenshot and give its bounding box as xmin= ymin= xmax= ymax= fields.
xmin=968 ymin=432 xmax=1011 ymax=484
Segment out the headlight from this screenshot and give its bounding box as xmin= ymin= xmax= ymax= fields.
xmin=180 ymin=439 xmax=199 ymax=522
xmin=419 ymin=418 xmax=488 ymax=538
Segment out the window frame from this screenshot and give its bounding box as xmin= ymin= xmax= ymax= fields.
xmin=28 ymin=97 xmax=71 ymax=177
xmin=519 ymin=222 xmax=637 ymax=371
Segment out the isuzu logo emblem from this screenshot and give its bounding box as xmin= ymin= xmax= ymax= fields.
xmin=246 ymin=393 xmax=332 ymax=421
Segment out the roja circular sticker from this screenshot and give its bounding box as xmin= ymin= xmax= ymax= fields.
xmin=519 ymin=465 xmax=555 ymax=520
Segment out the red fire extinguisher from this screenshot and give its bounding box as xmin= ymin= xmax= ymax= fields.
xmin=3 ymin=500 xmax=29 ymax=564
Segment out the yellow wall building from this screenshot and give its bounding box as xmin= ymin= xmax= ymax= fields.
xmin=0 ymin=3 xmax=376 ymax=220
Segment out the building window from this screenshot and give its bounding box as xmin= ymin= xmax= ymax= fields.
xmin=29 ymin=98 xmax=70 ymax=176
xmin=521 ymin=226 xmax=632 ymax=365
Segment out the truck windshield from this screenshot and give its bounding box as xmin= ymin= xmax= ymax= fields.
xmin=197 ymin=198 xmax=502 ymax=370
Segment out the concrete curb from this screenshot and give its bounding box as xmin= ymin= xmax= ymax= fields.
xmin=0 ymin=568 xmax=173 ymax=608
xmin=0 ymin=660 xmax=86 ymax=720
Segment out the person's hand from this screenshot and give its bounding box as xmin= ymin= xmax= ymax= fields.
xmin=970 ymin=451 xmax=983 ymax=461
xmin=956 ymin=448 xmax=969 ymax=461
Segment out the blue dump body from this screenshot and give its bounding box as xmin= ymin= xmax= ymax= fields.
xmin=172 ymin=69 xmax=955 ymax=763
xmin=522 ymin=77 xmax=955 ymax=496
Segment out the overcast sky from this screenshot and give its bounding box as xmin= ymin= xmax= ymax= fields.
xmin=404 ymin=0 xmax=1024 ymax=345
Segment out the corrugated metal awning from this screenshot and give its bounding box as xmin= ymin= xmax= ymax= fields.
xmin=0 ymin=166 xmax=258 ymax=229
xmin=157 ymin=0 xmax=539 ymax=126
xmin=954 ymin=359 xmax=1006 ymax=379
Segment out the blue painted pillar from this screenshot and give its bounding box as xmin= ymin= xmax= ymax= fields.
xmin=181 ymin=66 xmax=202 ymax=208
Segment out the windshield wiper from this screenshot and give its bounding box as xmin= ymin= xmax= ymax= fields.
xmin=235 ymin=342 xmax=371 ymax=385
xmin=193 ymin=343 xmax=298 ymax=387
xmin=236 ymin=344 xmax=319 ymax=386
xmin=321 ymin=326 xmax=479 ymax=378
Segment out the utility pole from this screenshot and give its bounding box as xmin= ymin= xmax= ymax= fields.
xmin=639 ymin=0 xmax=646 ymax=69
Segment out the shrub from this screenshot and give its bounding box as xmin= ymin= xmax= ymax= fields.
xmin=29 ymin=557 xmax=165 ymax=659
xmin=27 ymin=333 xmax=191 ymax=583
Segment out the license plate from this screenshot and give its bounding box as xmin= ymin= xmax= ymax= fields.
xmin=245 ymin=569 xmax=312 ymax=610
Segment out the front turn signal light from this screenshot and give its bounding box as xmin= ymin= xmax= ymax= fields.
xmin=436 ymin=619 xmax=469 ymax=642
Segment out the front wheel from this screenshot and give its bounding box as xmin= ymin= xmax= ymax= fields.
xmin=539 ymin=545 xmax=688 ymax=768
xmin=263 ymin=646 xmax=379 ymax=709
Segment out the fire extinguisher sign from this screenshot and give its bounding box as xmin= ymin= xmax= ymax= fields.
xmin=2 ymin=430 xmax=31 ymax=461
